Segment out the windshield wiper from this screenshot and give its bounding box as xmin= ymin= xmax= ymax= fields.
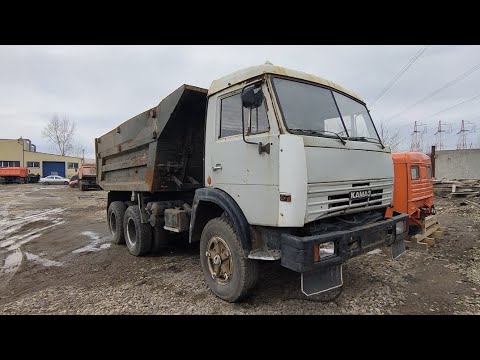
xmin=289 ymin=128 xmax=347 ymax=145
xmin=348 ymin=136 xmax=385 ymax=149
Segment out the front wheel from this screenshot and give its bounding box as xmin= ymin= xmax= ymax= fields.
xmin=200 ymin=216 xmax=258 ymax=303
xmin=64 ymin=181 xmax=68 ymax=185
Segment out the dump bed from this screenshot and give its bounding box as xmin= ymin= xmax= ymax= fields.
xmin=78 ymin=163 xmax=97 ymax=179
xmin=0 ymin=167 xmax=28 ymax=178
xmin=96 ymin=84 xmax=208 ymax=192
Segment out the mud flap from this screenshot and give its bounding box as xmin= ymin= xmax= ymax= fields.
xmin=391 ymin=240 xmax=406 ymax=259
xmin=301 ymin=265 xmax=343 ymax=296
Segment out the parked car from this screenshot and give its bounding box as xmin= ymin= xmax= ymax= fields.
xmin=39 ymin=175 xmax=70 ymax=185
xmin=69 ymin=175 xmax=79 ymax=188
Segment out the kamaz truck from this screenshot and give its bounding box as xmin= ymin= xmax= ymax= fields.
xmin=95 ymin=64 xmax=408 ymax=302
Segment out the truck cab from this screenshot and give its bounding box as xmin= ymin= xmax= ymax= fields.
xmin=392 ymin=152 xmax=435 ymax=226
xmin=96 ymin=64 xmax=409 ymax=302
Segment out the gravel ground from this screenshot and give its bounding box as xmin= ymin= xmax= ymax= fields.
xmin=0 ymin=184 xmax=479 ymax=314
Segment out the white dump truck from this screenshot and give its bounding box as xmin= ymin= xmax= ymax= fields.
xmin=95 ymin=64 xmax=408 ymax=302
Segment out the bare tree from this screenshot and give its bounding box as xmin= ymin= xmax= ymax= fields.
xmin=42 ymin=114 xmax=77 ymax=156
xmin=71 ymin=142 xmax=86 ymax=160
xmin=378 ymin=120 xmax=401 ymax=152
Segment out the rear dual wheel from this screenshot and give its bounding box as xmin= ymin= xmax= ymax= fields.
xmin=123 ymin=205 xmax=152 ymax=256
xmin=108 ymin=201 xmax=126 ymax=244
xmin=107 ymin=202 xmax=155 ymax=256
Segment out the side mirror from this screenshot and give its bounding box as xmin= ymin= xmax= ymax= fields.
xmin=242 ymin=85 xmax=264 ymax=109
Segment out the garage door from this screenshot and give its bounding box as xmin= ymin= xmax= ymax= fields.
xmin=42 ymin=161 xmax=65 ymax=177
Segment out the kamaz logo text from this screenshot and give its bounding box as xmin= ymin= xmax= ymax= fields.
xmin=350 ymin=190 xmax=371 ymax=200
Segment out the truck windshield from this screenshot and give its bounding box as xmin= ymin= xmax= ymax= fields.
xmin=272 ymin=77 xmax=381 ymax=143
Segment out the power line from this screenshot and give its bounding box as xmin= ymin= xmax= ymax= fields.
xmin=424 ymin=93 xmax=480 ymax=119
xmin=370 ymin=45 xmax=430 ymax=107
xmin=393 ymin=93 xmax=480 ymax=130
xmin=385 ymin=62 xmax=480 ymax=121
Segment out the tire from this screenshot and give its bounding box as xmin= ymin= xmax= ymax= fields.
xmin=124 ymin=205 xmax=152 ymax=256
xmin=79 ymin=180 xmax=84 ymax=191
xmin=200 ymin=216 xmax=258 ymax=303
xmin=108 ymin=201 xmax=127 ymax=244
xmin=45 ymin=182 xmax=50 ymax=185
xmin=64 ymin=181 xmax=68 ymax=185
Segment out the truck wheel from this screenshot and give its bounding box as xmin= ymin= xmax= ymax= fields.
xmin=200 ymin=217 xmax=258 ymax=303
xmin=79 ymin=180 xmax=84 ymax=191
xmin=108 ymin=201 xmax=126 ymax=244
xmin=124 ymin=205 xmax=152 ymax=256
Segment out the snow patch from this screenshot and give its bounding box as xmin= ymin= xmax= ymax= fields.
xmin=24 ymin=252 xmax=63 ymax=267
xmin=1 ymin=250 xmax=23 ymax=273
xmin=73 ymin=231 xmax=111 ymax=253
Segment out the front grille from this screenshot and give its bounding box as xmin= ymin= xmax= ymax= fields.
xmin=306 ymin=178 xmax=393 ymax=223
xmin=329 ymin=189 xmax=383 ymax=209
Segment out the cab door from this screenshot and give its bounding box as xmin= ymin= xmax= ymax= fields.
xmin=205 ymin=82 xmax=280 ymax=226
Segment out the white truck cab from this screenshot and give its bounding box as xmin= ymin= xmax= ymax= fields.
xmin=97 ymin=63 xmax=408 ymax=302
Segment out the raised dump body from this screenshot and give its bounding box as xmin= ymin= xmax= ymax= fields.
xmin=95 ymin=85 xmax=208 ymax=193
xmin=392 ymin=152 xmax=434 ymax=226
xmin=78 ymin=163 xmax=100 ymax=191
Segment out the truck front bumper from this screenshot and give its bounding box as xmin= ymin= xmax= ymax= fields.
xmin=280 ymin=212 xmax=409 ymax=295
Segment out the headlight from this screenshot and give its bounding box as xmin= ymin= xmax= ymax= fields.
xmin=395 ymin=221 xmax=407 ymax=235
xmin=314 ymin=241 xmax=335 ymax=262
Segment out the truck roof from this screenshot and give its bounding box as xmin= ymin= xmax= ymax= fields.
xmin=208 ymin=64 xmax=365 ymax=103
xmin=392 ymin=152 xmax=431 ymax=164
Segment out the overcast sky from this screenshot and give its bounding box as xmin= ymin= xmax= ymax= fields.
xmin=1 ymin=45 xmax=479 ymax=158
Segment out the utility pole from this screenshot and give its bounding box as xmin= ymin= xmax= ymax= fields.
xmin=456 ymin=120 xmax=477 ymax=149
xmin=434 ymin=120 xmax=452 ymax=150
xmin=410 ymin=121 xmax=427 ymax=152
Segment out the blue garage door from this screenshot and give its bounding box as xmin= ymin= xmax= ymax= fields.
xmin=42 ymin=161 xmax=65 ymax=177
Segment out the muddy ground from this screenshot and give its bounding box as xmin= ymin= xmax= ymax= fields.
xmin=0 ymin=184 xmax=479 ymax=314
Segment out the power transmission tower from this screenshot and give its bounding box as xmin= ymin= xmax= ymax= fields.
xmin=456 ymin=120 xmax=477 ymax=149
xmin=434 ymin=120 xmax=452 ymax=150
xmin=410 ymin=121 xmax=427 ymax=152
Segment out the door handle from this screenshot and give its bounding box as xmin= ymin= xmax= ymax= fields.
xmin=212 ymin=164 xmax=222 ymax=171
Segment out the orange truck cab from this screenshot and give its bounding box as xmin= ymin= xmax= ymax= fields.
xmin=391 ymin=152 xmax=435 ymax=227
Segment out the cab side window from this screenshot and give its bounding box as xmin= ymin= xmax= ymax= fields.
xmin=220 ymin=93 xmax=243 ymax=138
xmin=244 ymin=98 xmax=269 ymax=135
xmin=411 ymin=165 xmax=420 ymax=180
xmin=219 ymin=90 xmax=269 ymax=138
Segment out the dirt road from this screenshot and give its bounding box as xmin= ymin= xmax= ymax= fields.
xmin=0 ymin=184 xmax=479 ymax=314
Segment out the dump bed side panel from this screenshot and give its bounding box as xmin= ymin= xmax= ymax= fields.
xmin=0 ymin=167 xmax=28 ymax=177
xmin=96 ymin=85 xmax=208 ymax=193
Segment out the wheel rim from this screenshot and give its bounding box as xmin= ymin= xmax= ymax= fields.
xmin=126 ymin=217 xmax=137 ymax=247
xmin=109 ymin=212 xmax=117 ymax=236
xmin=206 ymin=236 xmax=233 ymax=285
